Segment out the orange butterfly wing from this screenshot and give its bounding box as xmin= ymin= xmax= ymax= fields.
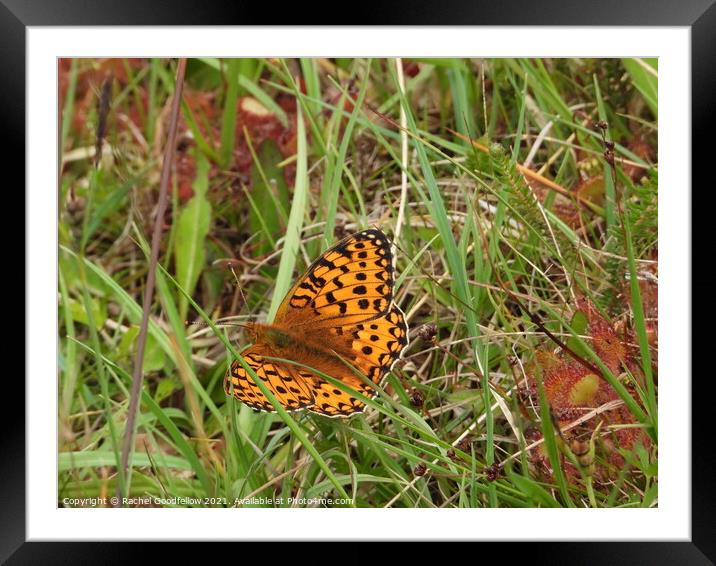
xmin=224 ymin=346 xmax=314 ymax=412
xmin=306 ymin=303 xmax=409 ymax=416
xmin=224 ymin=229 xmax=409 ymax=417
xmin=276 ymin=229 xmax=396 ymax=328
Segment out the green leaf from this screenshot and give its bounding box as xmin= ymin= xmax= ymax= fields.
xmin=566 ymin=309 xmax=589 ymax=357
xmin=142 ymin=334 xmax=166 ymax=373
xmin=507 ymin=470 xmax=561 ymax=508
xmin=118 ymin=326 xmax=166 ymax=373
xmin=155 ymin=377 xmax=177 ymax=402
xmin=59 ymin=451 xmax=192 ymax=472
xmin=85 ymin=174 xmax=143 ymax=243
xmin=174 ymin=151 xmax=212 ymax=318
xmin=66 ymin=295 xmax=107 ymax=328
xmin=248 ymin=139 xmax=290 ymax=255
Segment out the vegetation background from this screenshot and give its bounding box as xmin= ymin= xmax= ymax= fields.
xmin=58 ymin=57 xmax=658 ymax=508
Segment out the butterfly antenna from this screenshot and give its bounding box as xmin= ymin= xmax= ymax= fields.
xmin=185 ymin=318 xmax=249 ymax=330
xmin=228 ymin=263 xmax=250 ymax=312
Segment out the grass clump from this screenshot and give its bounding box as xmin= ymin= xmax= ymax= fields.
xmin=58 ymin=57 xmax=658 ymax=509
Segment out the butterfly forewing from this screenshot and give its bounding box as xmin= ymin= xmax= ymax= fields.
xmin=276 ymin=229 xmax=395 ymax=328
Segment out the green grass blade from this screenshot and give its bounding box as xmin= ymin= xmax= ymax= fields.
xmin=218 ymin=58 xmax=241 ymax=168
xmin=267 ymin=104 xmax=308 ymax=322
xmin=622 ymin=58 xmax=658 ymax=118
xmin=174 ymin=151 xmax=212 ymax=318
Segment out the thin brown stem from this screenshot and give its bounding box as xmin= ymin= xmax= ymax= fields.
xmin=115 ymin=58 xmax=187 ymax=505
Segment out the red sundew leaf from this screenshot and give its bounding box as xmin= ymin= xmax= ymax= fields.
xmin=277 ymin=126 xmax=298 ymax=158
xmin=237 ymin=97 xmax=283 ymax=140
xmin=183 ymin=89 xmax=220 ymax=138
xmin=58 ymin=59 xmax=72 ymax=112
xmin=125 ymin=88 xmax=149 ymax=132
xmin=575 ymin=298 xmax=628 ymax=374
xmin=184 ymin=90 xmax=219 ymax=117
xmin=233 ymin=96 xmax=298 ymax=184
xmin=526 ymin=299 xmax=652 ymax=484
xmin=536 ymin=351 xmax=603 ymax=418
xmin=234 ymin=143 xmax=254 ymax=175
xmin=277 ymin=92 xmax=299 ymax=114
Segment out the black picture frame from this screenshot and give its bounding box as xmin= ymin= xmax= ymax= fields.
xmin=8 ymin=1 xmax=709 ymax=562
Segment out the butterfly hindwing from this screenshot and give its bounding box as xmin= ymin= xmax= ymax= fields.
xmin=301 ymin=367 xmax=368 ymax=417
xmin=305 ymin=304 xmax=409 ymax=417
xmin=330 ymin=303 xmax=409 ymax=387
xmin=224 ymin=346 xmax=314 ymax=412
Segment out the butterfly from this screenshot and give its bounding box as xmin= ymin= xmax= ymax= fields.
xmin=224 ymin=228 xmax=409 ymax=417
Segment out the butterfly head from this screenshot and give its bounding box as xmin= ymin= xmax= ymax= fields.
xmin=240 ymin=322 xmax=287 ymax=349
xmin=240 ymin=321 xmax=260 ymax=343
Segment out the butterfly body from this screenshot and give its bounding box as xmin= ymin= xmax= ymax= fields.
xmin=261 ymin=315 xmax=401 ymax=367
xmin=225 ymin=229 xmax=409 ymax=417
xmin=246 ymin=322 xmax=358 ymax=373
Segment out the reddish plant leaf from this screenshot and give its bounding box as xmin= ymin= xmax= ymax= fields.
xmin=526 ymin=299 xmax=653 ymax=484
